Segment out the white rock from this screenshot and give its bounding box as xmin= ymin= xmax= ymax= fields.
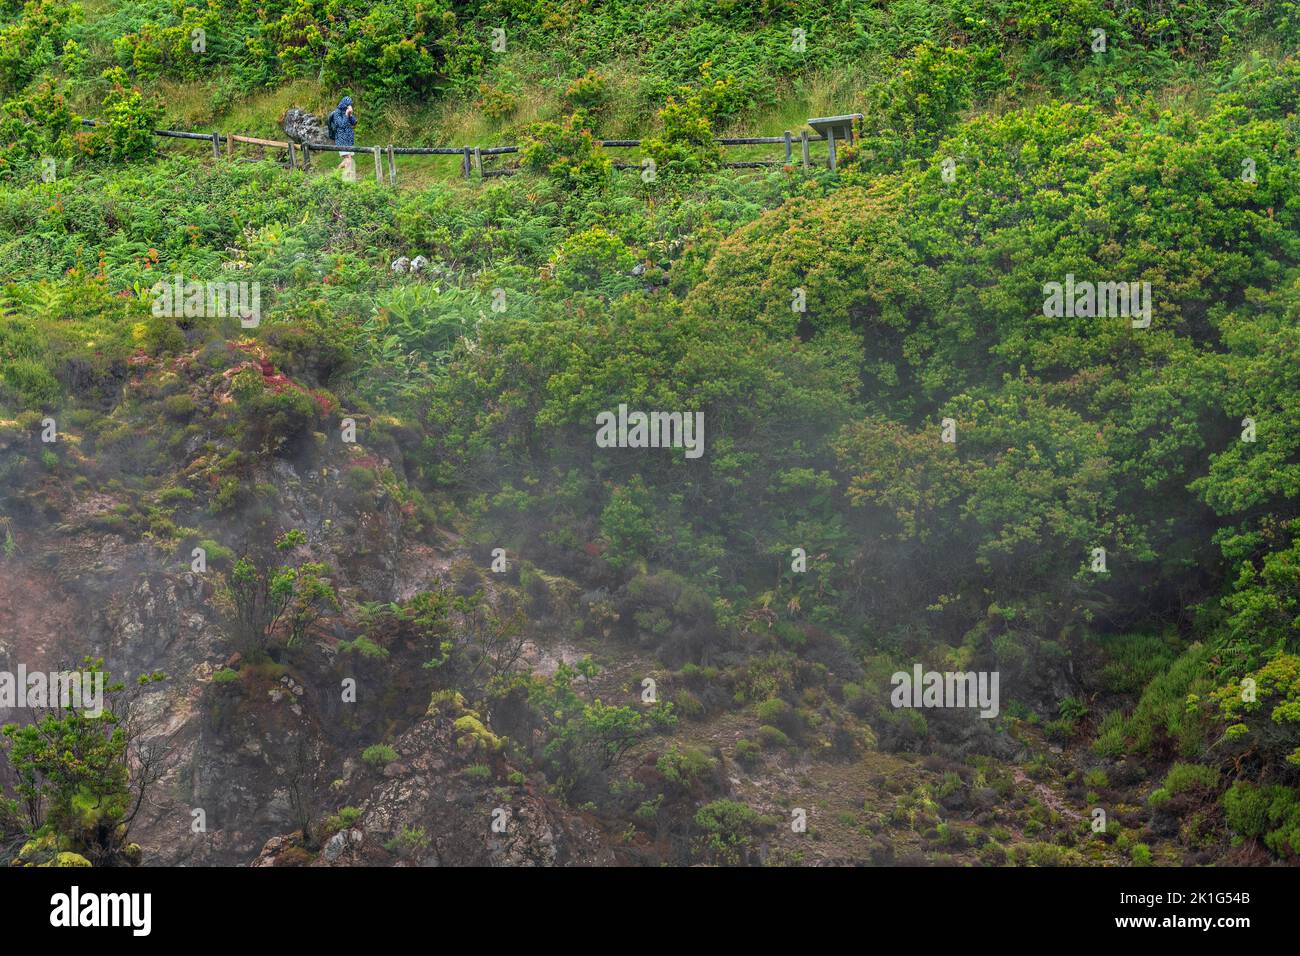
xmin=323 ymin=830 xmax=348 ymax=862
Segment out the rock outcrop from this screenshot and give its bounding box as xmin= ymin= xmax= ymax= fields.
xmin=281 ymin=108 xmax=331 ymax=146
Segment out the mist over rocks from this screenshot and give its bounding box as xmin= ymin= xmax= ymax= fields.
xmin=255 ymin=710 xmax=614 ymax=867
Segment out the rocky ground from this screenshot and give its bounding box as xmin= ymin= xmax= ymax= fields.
xmin=0 ymin=344 xmax=1200 ymax=868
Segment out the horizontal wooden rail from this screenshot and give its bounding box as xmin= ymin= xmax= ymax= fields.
xmin=230 ymin=134 xmax=291 ymax=149
xmin=156 ymin=129 xmax=217 ymax=142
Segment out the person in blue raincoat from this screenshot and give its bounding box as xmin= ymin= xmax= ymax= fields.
xmin=326 ymin=96 xmax=357 ymax=180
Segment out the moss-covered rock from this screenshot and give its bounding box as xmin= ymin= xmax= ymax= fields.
xmin=12 ymin=832 xmax=91 ymax=867
xmin=453 ymin=714 xmax=503 ymax=753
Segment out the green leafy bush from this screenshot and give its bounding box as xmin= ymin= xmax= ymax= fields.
xmin=91 ymin=67 xmax=162 ymax=162
xmin=1222 ymin=781 xmax=1300 ymax=856
xmin=564 ymin=69 xmax=608 ymax=112
xmin=1162 ymin=762 xmax=1219 ymax=796
xmin=642 ymin=78 xmax=728 ymax=176
xmin=693 ymin=799 xmax=760 ymax=865
xmin=520 ymin=114 xmax=611 ymax=189
xmin=361 ymin=743 xmax=398 ymax=768
xmin=851 ymin=43 xmax=973 ymax=172
xmin=656 ymin=745 xmax=715 ymax=790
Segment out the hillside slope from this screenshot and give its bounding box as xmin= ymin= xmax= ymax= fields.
xmin=1 ymin=1 xmax=1298 ymax=868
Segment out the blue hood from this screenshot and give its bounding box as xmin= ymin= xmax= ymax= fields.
xmin=338 ymin=96 xmax=352 ymax=110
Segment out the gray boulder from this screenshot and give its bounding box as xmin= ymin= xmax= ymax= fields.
xmin=322 ymin=830 xmax=348 ymax=863
xmin=281 ymin=108 xmax=330 ymax=146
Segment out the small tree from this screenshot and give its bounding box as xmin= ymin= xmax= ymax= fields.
xmin=520 ymin=112 xmax=611 ymax=189
xmin=458 ymin=591 xmax=527 ymax=698
xmin=1 ymin=659 xmax=167 ymax=865
xmin=284 ymin=734 xmax=319 ymax=850
xmin=642 ymin=73 xmax=732 ymax=177
xmin=519 ymin=660 xmax=649 ymax=803
xmin=93 ymin=67 xmax=163 ymax=162
xmin=226 ymin=530 xmax=339 ymax=657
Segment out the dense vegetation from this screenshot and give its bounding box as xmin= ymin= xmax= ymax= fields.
xmin=1 ymin=0 xmax=1298 ymax=866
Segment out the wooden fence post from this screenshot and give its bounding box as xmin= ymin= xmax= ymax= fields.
xmin=800 ymin=131 xmax=809 ymax=169
xmin=473 ymin=146 xmax=482 ymax=178
xmin=387 ymin=145 xmax=396 ymax=186
xmin=827 ymin=128 xmax=837 ymax=172
xmin=784 ymin=131 xmax=792 ymax=164
xmin=373 ymin=146 xmax=383 ymax=182
xmin=211 ymin=132 xmax=220 ymax=159
xmin=302 ymin=144 xmax=310 ymax=170
xmin=288 ymin=142 xmax=296 ymax=171
xmin=462 ymin=146 xmax=471 ymax=178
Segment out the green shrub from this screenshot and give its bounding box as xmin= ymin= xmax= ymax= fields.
xmin=2 ymin=358 xmax=61 ymax=406
xmin=1221 ymin=780 xmax=1300 ymax=857
xmin=693 ymin=799 xmax=760 ymax=865
xmin=324 ymin=805 xmax=363 ymax=836
xmin=475 ymin=82 xmax=518 ymax=122
xmin=0 ymin=0 xmax=80 ymax=94
xmin=92 ymin=68 xmax=162 ymax=162
xmin=979 ymin=841 xmax=1008 ymax=866
xmin=549 ymin=227 xmax=636 ymax=292
xmin=520 ymin=114 xmax=611 ymax=189
xmin=362 ymin=744 xmax=398 ymax=768
xmin=157 ymin=486 xmax=194 ymax=504
xmin=754 ymin=697 xmax=795 ymax=731
xmin=452 ymin=714 xmax=503 ymax=753
xmin=1162 ymin=762 xmax=1219 ymax=796
xmin=656 ymin=745 xmax=715 ymax=789
xmin=384 ymin=825 xmax=430 ymax=859
xmin=634 ymin=795 xmax=662 ymax=823
xmin=642 ymin=79 xmax=727 ymax=176
xmin=1026 ymin=841 xmax=1071 ymax=866
xmin=851 ymin=43 xmax=972 ymax=171
xmin=338 ymin=635 xmax=389 ymax=660
xmin=0 ymin=78 xmax=77 ymax=177
xmin=195 ymin=539 xmax=235 ymax=567
xmin=1082 ymin=768 xmax=1109 ymax=789
xmin=564 ymin=69 xmax=608 ymax=112
xmin=734 ymin=738 xmax=760 ymax=768
xmin=672 ymin=689 xmax=704 ymax=720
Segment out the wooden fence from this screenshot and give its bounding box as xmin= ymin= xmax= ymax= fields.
xmin=79 ymin=118 xmax=854 ymax=186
